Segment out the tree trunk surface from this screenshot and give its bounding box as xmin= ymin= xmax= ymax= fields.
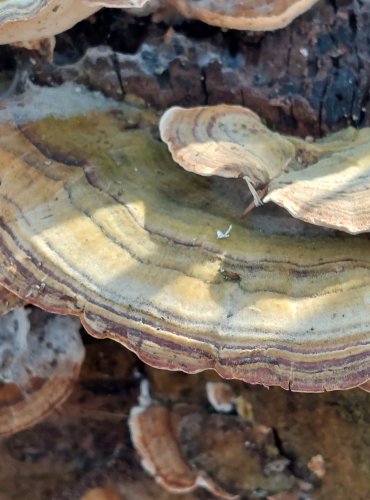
xmin=17 ymin=0 xmax=370 ymax=137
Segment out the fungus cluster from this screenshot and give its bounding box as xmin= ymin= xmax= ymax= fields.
xmin=160 ymin=104 xmax=370 ymax=234
xmin=0 ymin=84 xmax=368 ymax=394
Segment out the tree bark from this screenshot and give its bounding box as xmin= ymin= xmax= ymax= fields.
xmin=19 ymin=0 xmax=370 ymax=137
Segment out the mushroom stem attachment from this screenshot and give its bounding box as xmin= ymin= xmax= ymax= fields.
xmin=241 ymin=184 xmax=268 ymax=217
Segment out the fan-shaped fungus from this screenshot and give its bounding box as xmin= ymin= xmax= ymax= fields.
xmin=265 ymin=128 xmax=370 ymax=234
xmin=129 ymin=384 xmax=237 ymax=498
xmin=0 ymin=85 xmax=368 ymax=392
xmin=159 ymin=104 xmax=294 ymax=206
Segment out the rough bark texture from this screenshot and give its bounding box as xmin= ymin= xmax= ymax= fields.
xmin=9 ymin=0 xmax=370 ymax=137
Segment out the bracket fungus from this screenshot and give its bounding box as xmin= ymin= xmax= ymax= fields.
xmin=0 ymin=0 xmax=320 ymax=46
xmin=159 ymin=105 xmax=295 ymax=207
xmin=167 ymin=0 xmax=320 ymax=31
xmin=0 ymin=84 xmax=369 ymax=392
xmin=0 ymin=307 xmax=84 ymax=436
xmin=128 ymin=382 xmax=237 ymax=498
xmin=0 ymin=1 xmax=98 ymax=45
xmin=0 ymin=0 xmax=150 ymax=46
xmin=264 ymin=128 xmax=370 ymax=234
xmin=160 ymin=104 xmax=370 ymax=234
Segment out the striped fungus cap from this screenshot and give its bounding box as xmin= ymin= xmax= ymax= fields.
xmin=0 ymin=84 xmax=368 ymax=393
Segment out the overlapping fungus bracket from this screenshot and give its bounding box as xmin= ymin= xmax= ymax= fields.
xmin=168 ymin=0 xmax=320 ymax=30
xmin=265 ymin=127 xmax=370 ymax=234
xmin=0 ymin=85 xmax=368 ymax=393
xmin=161 ymin=104 xmax=370 ymax=234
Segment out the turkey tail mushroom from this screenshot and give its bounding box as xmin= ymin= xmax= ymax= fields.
xmin=159 ymin=105 xmax=295 ymax=207
xmin=0 ymin=85 xmax=368 ymax=393
xmin=160 ymin=104 xmax=370 ymax=234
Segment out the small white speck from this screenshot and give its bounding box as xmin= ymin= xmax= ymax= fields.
xmin=299 ymin=48 xmax=309 ymax=58
xmin=138 ymin=379 xmax=152 ymax=408
xmin=248 ymin=306 xmax=262 ymax=313
xmin=217 ymin=224 xmax=232 ymax=239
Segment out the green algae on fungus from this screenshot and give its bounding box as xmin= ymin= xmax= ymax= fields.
xmin=0 ymin=84 xmax=369 ymax=392
xmin=160 ymin=105 xmax=370 ymax=234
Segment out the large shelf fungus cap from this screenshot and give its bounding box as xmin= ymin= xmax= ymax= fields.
xmin=0 ymin=307 xmax=85 ymax=436
xmin=168 ymin=0 xmax=320 ymax=31
xmin=0 ymin=84 xmax=369 ymax=393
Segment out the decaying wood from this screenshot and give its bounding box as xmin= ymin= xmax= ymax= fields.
xmin=18 ymin=1 xmax=370 ymax=138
